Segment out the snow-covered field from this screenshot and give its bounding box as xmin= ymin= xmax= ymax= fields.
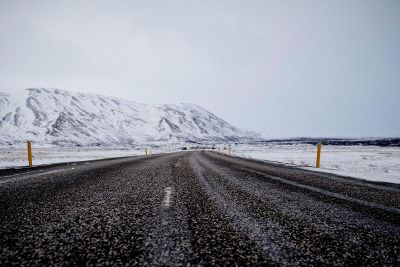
xmin=0 ymin=146 xmax=176 ymax=169
xmin=1 ymin=143 xmax=399 ymax=184
xmin=231 ymin=144 xmax=400 ymax=184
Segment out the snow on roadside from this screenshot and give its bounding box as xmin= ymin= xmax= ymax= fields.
xmin=0 ymin=146 xmax=175 ymax=169
xmin=1 ymin=143 xmax=400 ymax=185
xmin=231 ymin=144 xmax=400 ymax=184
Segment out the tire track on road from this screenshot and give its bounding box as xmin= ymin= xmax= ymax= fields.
xmin=173 ymin=155 xmax=265 ymax=265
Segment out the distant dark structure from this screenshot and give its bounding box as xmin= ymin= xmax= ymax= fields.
xmin=251 ymin=137 xmax=400 ymax=147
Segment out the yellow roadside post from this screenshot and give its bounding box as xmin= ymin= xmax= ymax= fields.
xmin=228 ymin=145 xmax=232 ymax=156
xmin=27 ymin=141 xmax=33 ymax=167
xmin=145 ymin=148 xmax=148 ymax=156
xmin=316 ymin=143 xmax=322 ymax=168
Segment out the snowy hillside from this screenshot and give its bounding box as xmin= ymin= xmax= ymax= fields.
xmin=0 ymin=88 xmax=260 ymax=146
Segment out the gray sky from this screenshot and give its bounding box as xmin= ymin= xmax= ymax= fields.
xmin=1 ymin=0 xmax=399 ymax=137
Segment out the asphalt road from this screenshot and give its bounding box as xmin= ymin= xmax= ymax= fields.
xmin=1 ymin=151 xmax=399 ymax=266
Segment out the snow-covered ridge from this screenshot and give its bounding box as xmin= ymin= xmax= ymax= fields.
xmin=0 ymin=88 xmax=261 ymax=146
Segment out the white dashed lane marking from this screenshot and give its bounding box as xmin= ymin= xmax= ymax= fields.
xmin=174 ymin=158 xmax=183 ymax=168
xmin=162 ymin=187 xmax=173 ymax=208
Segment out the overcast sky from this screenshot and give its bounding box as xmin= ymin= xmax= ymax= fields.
xmin=1 ymin=0 xmax=399 ymax=137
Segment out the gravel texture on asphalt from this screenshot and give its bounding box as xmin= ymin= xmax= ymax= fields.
xmin=0 ymin=151 xmax=399 ymax=266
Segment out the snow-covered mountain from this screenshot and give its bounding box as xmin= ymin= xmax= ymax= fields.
xmin=0 ymin=88 xmax=261 ymax=146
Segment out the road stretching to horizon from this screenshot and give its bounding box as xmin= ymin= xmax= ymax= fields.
xmin=0 ymin=151 xmax=399 ymax=265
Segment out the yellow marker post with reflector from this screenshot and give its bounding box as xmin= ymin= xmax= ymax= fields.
xmin=145 ymin=148 xmax=148 ymax=156
xmin=316 ymin=143 xmax=322 ymax=168
xmin=27 ymin=141 xmax=33 ymax=167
